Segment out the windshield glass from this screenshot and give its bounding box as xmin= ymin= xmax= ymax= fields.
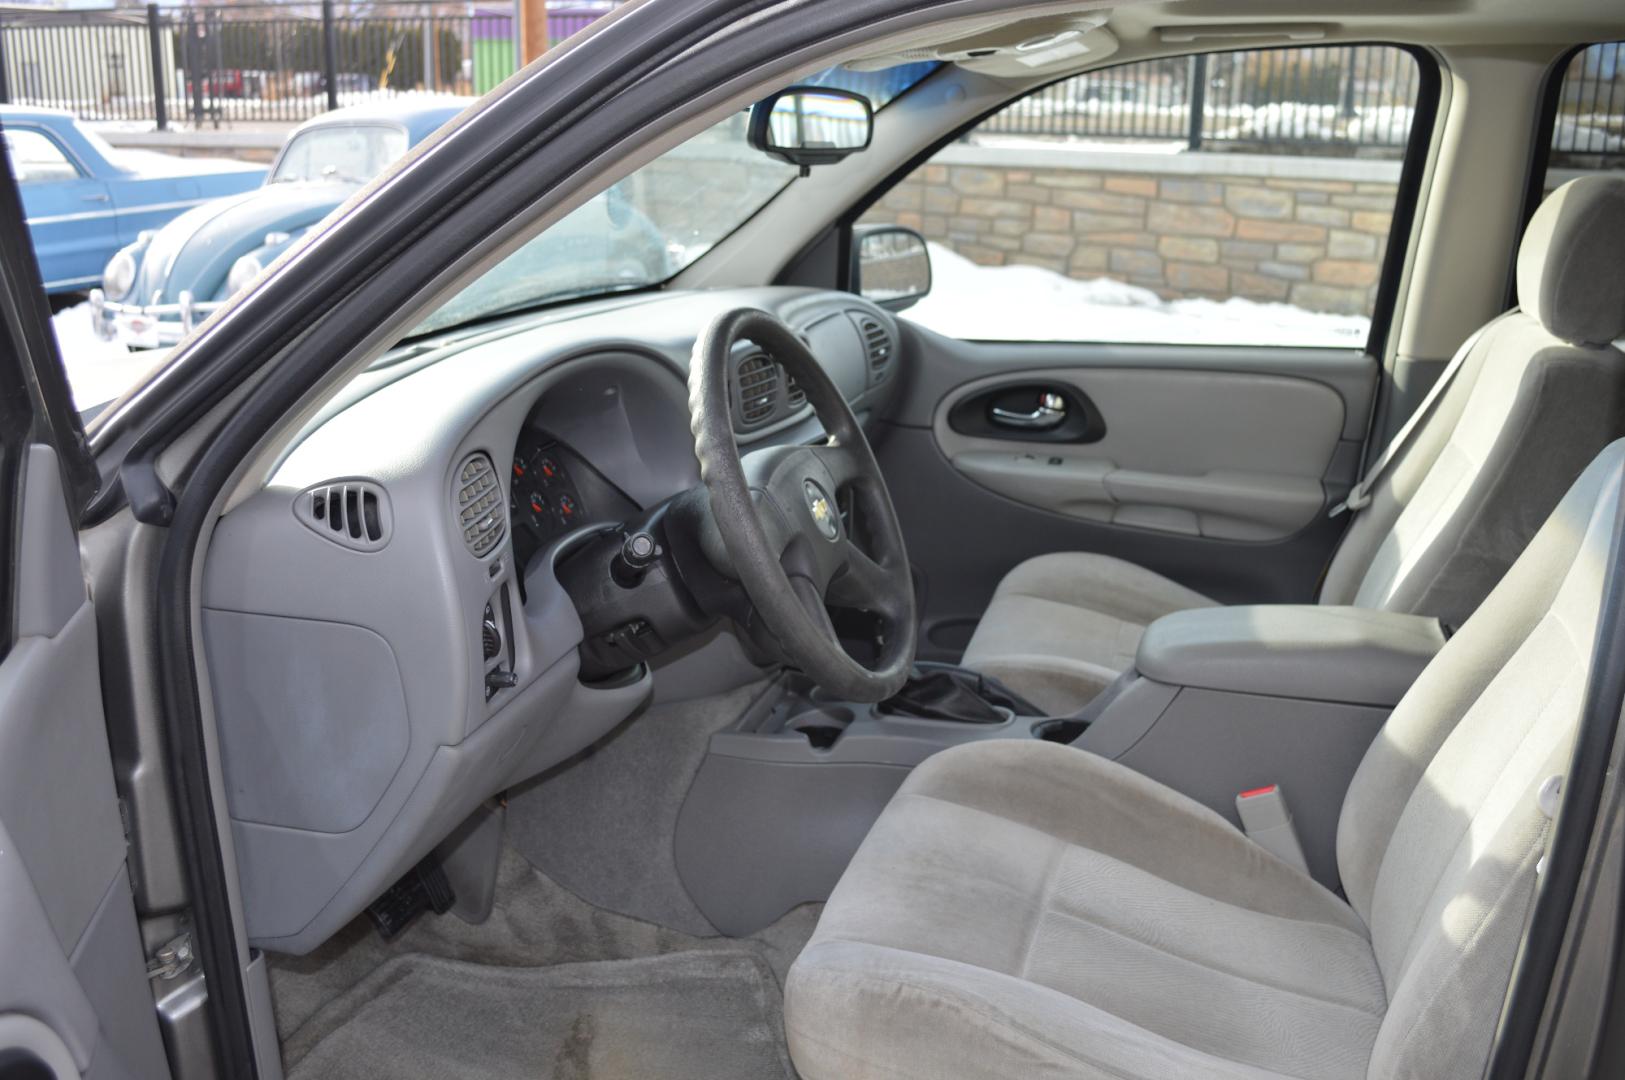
xmin=271 ymin=124 xmax=409 ymax=185
xmin=412 ymin=62 xmax=937 ymax=336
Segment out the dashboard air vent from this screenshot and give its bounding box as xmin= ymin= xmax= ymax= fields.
xmin=455 ymin=452 xmax=506 ymax=558
xmin=294 ymin=480 xmax=391 ymax=552
xmin=854 ymin=314 xmax=893 ymax=375
xmin=736 ymin=352 xmax=779 ymax=426
xmin=784 ymin=366 xmax=807 ymax=410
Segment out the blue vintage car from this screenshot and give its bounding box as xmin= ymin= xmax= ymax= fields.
xmin=92 ymin=97 xmax=675 ymax=347
xmin=1 ymin=106 xmax=265 ymax=294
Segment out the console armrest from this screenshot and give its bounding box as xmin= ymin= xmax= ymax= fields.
xmin=1135 ymin=605 xmax=1447 ymax=707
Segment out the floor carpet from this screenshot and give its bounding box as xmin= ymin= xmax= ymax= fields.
xmin=284 ymin=950 xmax=794 ymax=1080
xmin=272 ymin=846 xmax=820 ymax=1077
xmin=506 ymin=680 xmax=770 ymax=935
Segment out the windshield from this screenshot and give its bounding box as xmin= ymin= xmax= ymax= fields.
xmin=412 ymin=62 xmax=938 ymax=336
xmin=271 ymin=124 xmax=409 ymax=185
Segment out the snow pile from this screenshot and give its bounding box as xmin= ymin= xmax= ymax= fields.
xmin=51 ymin=303 xmax=170 ymax=412
xmin=903 ymin=243 xmax=1370 ymax=348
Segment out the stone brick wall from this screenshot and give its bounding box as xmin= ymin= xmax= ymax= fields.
xmin=861 ymin=152 xmax=1401 ymax=316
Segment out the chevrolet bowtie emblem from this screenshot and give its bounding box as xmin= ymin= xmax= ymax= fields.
xmin=804 ymin=479 xmax=839 ymax=540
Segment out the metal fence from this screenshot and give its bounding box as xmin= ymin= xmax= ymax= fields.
xmin=5 ymin=13 xmax=1623 ymax=165
xmin=978 ymin=47 xmax=1423 ymax=156
xmin=1552 ymin=41 xmax=1625 ymax=165
xmin=978 ymin=42 xmax=1625 ymax=165
xmin=0 ymin=1 xmax=621 ymax=129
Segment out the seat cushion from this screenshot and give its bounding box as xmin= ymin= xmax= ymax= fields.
xmin=960 ymin=552 xmax=1216 ymax=714
xmin=785 ymin=740 xmax=1384 ymax=1080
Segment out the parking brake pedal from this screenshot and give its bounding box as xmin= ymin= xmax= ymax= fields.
xmin=365 ymin=857 xmax=456 ymax=940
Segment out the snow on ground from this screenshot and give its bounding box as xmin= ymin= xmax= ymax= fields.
xmin=52 ymin=302 xmax=169 ymax=412
xmin=903 ymin=243 xmax=1370 ymax=348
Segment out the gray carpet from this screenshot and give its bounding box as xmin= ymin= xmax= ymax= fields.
xmin=272 ymin=847 xmax=821 ymax=1075
xmin=505 ymin=680 xmax=770 ymax=935
xmin=284 ymin=950 xmax=794 ymax=1080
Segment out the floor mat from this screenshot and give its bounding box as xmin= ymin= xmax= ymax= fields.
xmin=284 ymin=950 xmax=795 ymax=1080
xmin=269 ymin=847 xmax=820 ymax=1044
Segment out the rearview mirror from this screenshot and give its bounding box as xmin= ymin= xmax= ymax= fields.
xmin=855 ymin=225 xmax=931 ymax=312
xmin=749 ymin=87 xmax=873 ymax=173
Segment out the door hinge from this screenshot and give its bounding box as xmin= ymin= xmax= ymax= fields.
xmin=147 ymin=931 xmax=196 ymax=981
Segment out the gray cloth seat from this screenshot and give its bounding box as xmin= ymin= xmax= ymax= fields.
xmin=963 ymin=175 xmax=1625 ymax=714
xmin=785 ymin=440 xmax=1625 ymax=1080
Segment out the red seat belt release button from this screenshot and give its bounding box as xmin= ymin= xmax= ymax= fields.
xmin=1236 ymin=785 xmax=1310 ymax=875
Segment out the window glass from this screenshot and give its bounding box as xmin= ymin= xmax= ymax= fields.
xmin=413 ymin=62 xmax=939 ymax=335
xmin=270 ymin=124 xmax=409 ymax=185
xmin=3 ymin=129 xmax=80 ymax=184
xmin=860 ymin=45 xmax=1425 ymax=347
xmin=1544 ymin=42 xmax=1624 ymax=193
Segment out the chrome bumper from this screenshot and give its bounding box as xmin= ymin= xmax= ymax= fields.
xmin=89 ymin=289 xmax=222 ymax=348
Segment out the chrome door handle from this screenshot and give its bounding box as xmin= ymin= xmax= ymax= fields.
xmin=82 ymin=194 xmax=110 ymax=203
xmin=991 ymin=392 xmax=1068 ymax=430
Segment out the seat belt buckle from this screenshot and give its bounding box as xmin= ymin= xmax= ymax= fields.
xmin=1236 ymin=785 xmax=1310 ymax=874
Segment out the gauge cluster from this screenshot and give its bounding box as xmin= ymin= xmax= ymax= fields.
xmin=508 ymin=428 xmax=644 ymax=571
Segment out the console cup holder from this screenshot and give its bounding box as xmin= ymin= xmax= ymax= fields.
xmin=787 ymin=705 xmax=855 ymax=750
xmin=1031 ymin=717 xmax=1089 ymax=744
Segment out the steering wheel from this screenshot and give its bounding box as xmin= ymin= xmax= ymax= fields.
xmin=688 ymin=308 xmax=917 ymax=702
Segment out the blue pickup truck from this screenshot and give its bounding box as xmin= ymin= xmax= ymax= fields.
xmin=1 ymin=106 xmax=265 ymax=294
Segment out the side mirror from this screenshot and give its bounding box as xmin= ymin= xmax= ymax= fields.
xmin=854 ymin=225 xmax=932 ymax=312
xmin=748 ymin=87 xmax=873 ymax=174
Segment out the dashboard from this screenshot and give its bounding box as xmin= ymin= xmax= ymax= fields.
xmin=197 ymin=285 xmax=902 ymax=954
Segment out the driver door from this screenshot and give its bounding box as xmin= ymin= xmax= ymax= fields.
xmin=0 ymin=132 xmax=170 ymax=1079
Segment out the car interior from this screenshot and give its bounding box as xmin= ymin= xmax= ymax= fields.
xmin=15 ymin=0 xmax=1625 ymax=1078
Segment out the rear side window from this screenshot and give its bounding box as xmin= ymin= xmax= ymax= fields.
xmin=1542 ymin=42 xmax=1624 ymax=192
xmin=2 ymin=129 xmax=81 ymax=185
xmin=860 ymin=45 xmax=1430 ymax=348
xmin=270 ymin=124 xmax=409 ymax=185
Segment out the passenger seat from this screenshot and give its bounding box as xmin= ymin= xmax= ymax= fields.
xmin=961 ymin=176 xmax=1625 ymax=714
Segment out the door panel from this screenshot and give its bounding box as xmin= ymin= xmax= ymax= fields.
xmin=878 ymin=325 xmax=1375 ymax=656
xmin=935 ymin=366 xmax=1345 ymax=541
xmin=0 ymin=448 xmax=170 ymax=1080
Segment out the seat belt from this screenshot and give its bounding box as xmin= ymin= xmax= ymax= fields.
xmin=1330 ymin=309 xmax=1517 ymax=518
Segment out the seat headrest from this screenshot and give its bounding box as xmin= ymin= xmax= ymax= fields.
xmin=1516 ymin=176 xmax=1625 ymax=346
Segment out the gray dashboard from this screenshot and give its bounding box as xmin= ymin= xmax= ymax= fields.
xmin=199 ymin=285 xmax=900 ymax=954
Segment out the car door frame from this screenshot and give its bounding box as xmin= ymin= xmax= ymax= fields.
xmin=795 ymin=41 xmax=1442 ymax=642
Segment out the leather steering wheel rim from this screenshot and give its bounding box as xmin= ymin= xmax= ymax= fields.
xmin=688 ymin=307 xmax=917 ymax=701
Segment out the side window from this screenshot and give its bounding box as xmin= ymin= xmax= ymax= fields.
xmin=1542 ymin=42 xmax=1624 ymax=191
xmin=860 ymin=45 xmax=1427 ymax=348
xmin=1 ymin=129 xmax=81 ymax=185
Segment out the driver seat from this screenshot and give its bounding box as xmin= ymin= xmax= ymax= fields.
xmin=784 ymin=441 xmax=1625 ymax=1079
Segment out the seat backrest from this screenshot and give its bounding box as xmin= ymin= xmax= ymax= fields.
xmin=1319 ymin=176 xmax=1625 ymax=629
xmin=1335 ymin=439 xmax=1624 ymax=1080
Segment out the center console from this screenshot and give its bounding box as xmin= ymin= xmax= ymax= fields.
xmin=673 ymin=605 xmax=1447 ymax=935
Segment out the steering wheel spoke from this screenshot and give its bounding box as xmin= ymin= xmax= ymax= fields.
xmin=789 ymin=573 xmax=842 ymax=647
xmin=825 ymin=540 xmax=898 ymax=616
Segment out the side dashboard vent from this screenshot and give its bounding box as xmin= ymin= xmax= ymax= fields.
xmin=455 ymin=452 xmax=506 ymax=558
xmin=295 ymin=480 xmax=391 ymax=552
xmin=736 ymin=352 xmax=780 ymax=426
xmin=853 ymin=313 xmax=894 ymax=377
